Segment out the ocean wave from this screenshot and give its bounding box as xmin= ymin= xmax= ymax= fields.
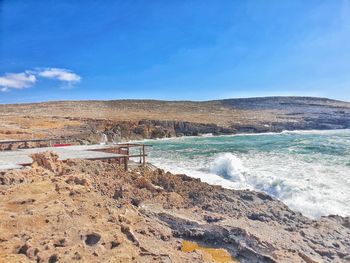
xmin=135 ymin=129 xmax=350 ymax=145
xmin=147 ymin=132 xmax=350 ymax=219
xmin=210 ymin=153 xmax=247 ymax=184
xmin=280 ymin=129 xmax=350 ymax=135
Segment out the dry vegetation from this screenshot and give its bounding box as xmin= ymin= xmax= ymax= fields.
xmin=0 ymin=116 xmax=82 ymax=140
xmin=0 ymin=97 xmax=349 ymax=141
xmin=0 ymin=100 xmax=278 ymax=126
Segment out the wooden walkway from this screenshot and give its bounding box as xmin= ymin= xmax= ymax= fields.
xmin=0 ymin=143 xmax=150 ymax=171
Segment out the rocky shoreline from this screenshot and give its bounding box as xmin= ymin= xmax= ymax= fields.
xmin=20 ymin=117 xmax=350 ymax=147
xmin=1 ymin=97 xmax=350 ymax=262
xmin=1 ymin=97 xmax=350 ymax=144
xmin=0 ymin=152 xmax=349 ymax=262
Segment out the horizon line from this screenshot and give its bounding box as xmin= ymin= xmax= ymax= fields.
xmin=0 ymin=95 xmax=349 ymax=106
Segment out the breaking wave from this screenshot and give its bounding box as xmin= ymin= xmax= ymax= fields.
xmin=146 ymin=129 xmax=350 ymax=219
xmin=210 ymin=153 xmax=247 ymax=183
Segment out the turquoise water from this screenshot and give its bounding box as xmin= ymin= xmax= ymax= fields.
xmin=142 ymin=130 xmax=350 ymax=219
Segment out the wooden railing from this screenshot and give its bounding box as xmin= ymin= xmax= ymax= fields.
xmin=0 ymin=139 xmax=152 ymax=171
xmin=92 ymin=143 xmax=152 ymax=170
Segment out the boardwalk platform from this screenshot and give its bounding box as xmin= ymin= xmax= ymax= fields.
xmin=0 ymin=144 xmax=149 ymax=171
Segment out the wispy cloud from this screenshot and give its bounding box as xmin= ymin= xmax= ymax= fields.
xmin=0 ymin=68 xmax=81 ymax=92
xmin=0 ymin=72 xmax=36 ymax=92
xmin=37 ymin=68 xmax=81 ymax=83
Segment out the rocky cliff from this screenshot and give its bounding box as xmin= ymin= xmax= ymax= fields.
xmin=0 ymin=153 xmax=349 ymax=262
xmin=1 ymin=97 xmax=349 ymax=143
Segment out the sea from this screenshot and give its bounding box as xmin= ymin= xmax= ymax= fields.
xmin=142 ymin=129 xmax=350 ymax=219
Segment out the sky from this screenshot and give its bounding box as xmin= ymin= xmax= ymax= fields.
xmin=0 ymin=0 xmax=350 ymax=103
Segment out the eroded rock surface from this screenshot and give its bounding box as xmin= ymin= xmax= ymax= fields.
xmin=0 ymin=153 xmax=349 ymax=262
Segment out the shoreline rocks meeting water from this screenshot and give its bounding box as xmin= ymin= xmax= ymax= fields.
xmin=0 ymin=97 xmax=350 ymax=262
xmin=3 ymin=0 xmax=350 ymax=259
xmin=0 ymin=152 xmax=349 ymax=262
xmin=1 ymin=97 xmax=350 ymax=145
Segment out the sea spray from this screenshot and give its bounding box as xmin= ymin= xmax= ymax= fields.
xmin=145 ymin=129 xmax=350 ymax=218
xmin=100 ymin=133 xmax=108 ymax=145
xmin=210 ymin=153 xmax=247 ymax=184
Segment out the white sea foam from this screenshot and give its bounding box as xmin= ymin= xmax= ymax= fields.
xmin=100 ymin=133 xmax=108 ymax=145
xmin=136 ymin=129 xmax=350 ymax=145
xmin=210 ymin=153 xmax=247 ymax=185
xmin=146 ymin=130 xmax=350 ymax=219
xmin=150 ymin=159 xmax=239 ymax=189
xmin=280 ymin=129 xmax=350 ymax=135
xmin=200 ymin=133 xmax=214 ymax=137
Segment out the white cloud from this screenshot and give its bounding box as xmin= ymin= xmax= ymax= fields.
xmin=0 ymin=72 xmax=36 ymax=91
xmin=0 ymin=68 xmax=81 ymax=92
xmin=38 ymin=68 xmax=81 ymax=84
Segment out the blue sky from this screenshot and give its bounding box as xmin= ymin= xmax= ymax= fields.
xmin=0 ymin=0 xmax=350 ymax=103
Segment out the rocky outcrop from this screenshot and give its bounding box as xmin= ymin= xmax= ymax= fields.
xmin=222 ymin=97 xmax=350 ymax=132
xmin=0 ymin=154 xmax=349 ymax=262
xmin=2 ymin=97 xmax=350 ymax=144
xmin=79 ymin=119 xmax=237 ymax=144
xmin=93 ymin=114 xmax=350 ymax=144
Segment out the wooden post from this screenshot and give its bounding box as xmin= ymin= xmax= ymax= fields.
xmin=139 ymin=148 xmax=142 ymax=164
xmin=124 ymin=156 xmax=128 ymax=171
xmin=142 ymin=144 xmax=146 ymax=166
